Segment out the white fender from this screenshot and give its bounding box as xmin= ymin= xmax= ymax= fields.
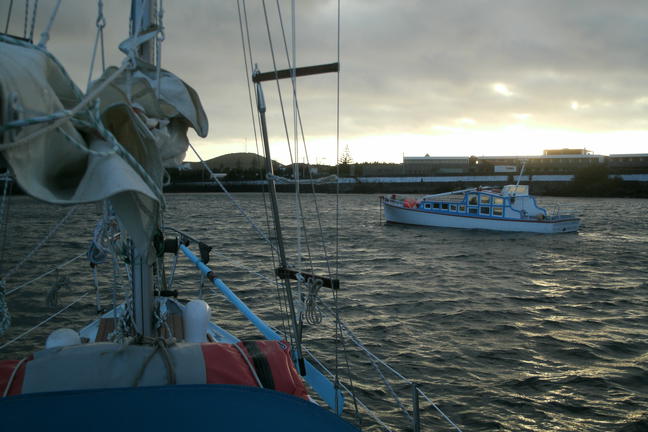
xmin=183 ymin=299 xmax=211 ymax=343
xmin=45 ymin=328 xmax=81 ymax=349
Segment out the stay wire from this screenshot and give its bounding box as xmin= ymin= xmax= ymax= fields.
xmin=276 ymin=0 xmax=350 ymax=419
xmin=23 ymin=0 xmax=27 ymax=38
xmin=28 ymin=0 xmax=37 ymax=42
xmin=36 ymin=0 xmax=62 ymax=49
xmin=274 ymin=0 xmax=316 ymax=278
xmin=0 ymin=291 xmax=90 ymax=352
xmin=334 ymin=0 xmax=342 ymax=416
xmin=263 ymin=0 xmax=304 ymax=344
xmin=261 ymin=0 xmax=294 ymax=167
xmin=239 ymin=0 xmax=284 ymax=317
xmin=0 ymin=176 xmax=12 ymax=274
xmin=1 ymin=205 xmax=77 ymax=284
xmin=4 ymin=0 xmax=14 ymax=34
xmin=274 ymin=0 xmax=334 ymax=280
xmin=256 ymin=108 xmax=293 ymax=344
xmin=87 ymin=0 xmax=107 ymax=91
xmin=237 ymin=1 xmax=284 ymax=328
xmin=238 ymin=1 xmax=290 ymax=340
xmin=241 ymin=0 xmax=277 ymax=276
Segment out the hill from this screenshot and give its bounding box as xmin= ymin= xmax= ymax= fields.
xmin=187 ymin=152 xmax=284 ymax=171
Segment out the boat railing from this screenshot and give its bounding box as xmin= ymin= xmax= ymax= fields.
xmin=545 ymin=204 xmax=578 ymax=219
xmin=313 ymin=301 xmax=464 ymax=431
xmin=179 ymin=241 xmax=463 ymax=432
xmin=383 ymin=196 xmax=415 ymax=209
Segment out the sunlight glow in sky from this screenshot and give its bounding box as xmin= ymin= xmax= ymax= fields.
xmin=6 ymin=1 xmax=648 ymax=165
xmin=493 ymin=83 xmax=514 ymax=97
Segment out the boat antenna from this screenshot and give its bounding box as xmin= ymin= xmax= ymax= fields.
xmin=515 ymin=159 xmax=527 ymax=190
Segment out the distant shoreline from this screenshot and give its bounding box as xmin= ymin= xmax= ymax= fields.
xmin=164 ymin=177 xmax=648 ymax=198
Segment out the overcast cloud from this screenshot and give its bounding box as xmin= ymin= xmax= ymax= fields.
xmin=2 ymin=0 xmax=648 ymax=163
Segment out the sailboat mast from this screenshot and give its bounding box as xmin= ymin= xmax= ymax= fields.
xmin=254 ymin=76 xmax=305 ymax=374
xmin=250 ymin=59 xmax=338 ymax=374
xmin=129 ymin=0 xmax=157 ymax=338
xmin=131 ymin=0 xmax=156 ymax=63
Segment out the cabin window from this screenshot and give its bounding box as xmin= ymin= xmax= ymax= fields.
xmin=450 ymin=204 xmax=457 ymax=211
xmin=468 ymin=207 xmax=478 ymax=215
xmin=424 ymin=203 xmax=431 ymax=209
xmin=459 ymin=205 xmax=465 ymax=212
xmin=480 ymin=206 xmax=490 ymax=215
xmin=441 ymin=203 xmax=449 ymax=210
xmin=480 ymin=195 xmax=490 ymax=204
xmin=493 ymin=197 xmax=504 ymax=205
xmin=493 ymin=207 xmax=503 ymax=216
xmin=468 ymin=194 xmax=478 ymax=205
xmin=433 ymin=203 xmax=440 ymax=209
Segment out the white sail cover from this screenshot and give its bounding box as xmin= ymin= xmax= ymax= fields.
xmin=0 ymin=36 xmax=207 ymax=247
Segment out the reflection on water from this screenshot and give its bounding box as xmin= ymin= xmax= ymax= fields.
xmin=1 ymin=194 xmax=647 ymax=431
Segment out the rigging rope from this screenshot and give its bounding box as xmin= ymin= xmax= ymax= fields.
xmin=302 ymin=346 xmax=394 ymax=432
xmin=260 ymin=0 xmax=295 ymax=167
xmin=237 ymin=0 xmax=291 ymax=340
xmin=1 ymin=205 xmax=77 ymax=284
xmin=2 ymin=355 xmax=28 ymax=397
xmin=0 ymin=290 xmax=90 ymax=351
xmin=0 ymin=281 xmax=9 ymax=336
xmin=186 ymin=141 xmax=279 ymax=256
xmin=334 ymin=0 xmax=342 ymax=416
xmin=4 ymin=0 xmax=14 ymax=34
xmin=303 ymin=276 xmax=322 ymax=325
xmin=0 ymin=49 xmax=166 ymax=207
xmin=0 ymin=174 xmax=13 ymax=274
xmin=36 ymin=0 xmax=62 ymax=48
xmin=131 ymin=336 xmax=176 ymax=386
xmin=155 ymin=0 xmax=165 ymax=99
xmin=28 ymin=0 xmax=38 ymax=42
xmin=45 ymin=269 xmax=70 ymax=309
xmin=22 ymin=0 xmax=28 ymax=38
xmin=0 ymin=55 xmax=129 ymax=152
xmin=270 ymin=0 xmax=341 ymax=291
xmin=6 ymin=253 xmax=84 ymax=296
xmin=86 ymin=0 xmax=107 ymax=91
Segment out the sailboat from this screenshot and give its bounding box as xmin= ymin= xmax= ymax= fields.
xmin=0 ymin=1 xmax=462 ymax=430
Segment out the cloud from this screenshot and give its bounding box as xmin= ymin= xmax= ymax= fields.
xmin=4 ymin=0 xmax=648 ymax=162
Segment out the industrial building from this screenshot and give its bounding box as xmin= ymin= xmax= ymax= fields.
xmin=403 ymin=149 xmax=648 ymax=176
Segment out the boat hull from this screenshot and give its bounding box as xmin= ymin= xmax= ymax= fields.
xmin=0 ymin=384 xmax=359 ymax=431
xmin=384 ymin=202 xmax=580 ymax=233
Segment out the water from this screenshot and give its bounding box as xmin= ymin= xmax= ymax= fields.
xmin=1 ymin=193 xmax=647 ymax=431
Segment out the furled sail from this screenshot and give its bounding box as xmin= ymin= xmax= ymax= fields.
xmin=88 ymin=59 xmax=208 ymax=167
xmin=0 ymin=35 xmax=207 ymax=246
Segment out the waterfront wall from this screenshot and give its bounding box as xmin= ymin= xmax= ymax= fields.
xmin=164 ymin=174 xmax=648 ymax=197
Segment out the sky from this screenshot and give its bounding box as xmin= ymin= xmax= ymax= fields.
xmin=3 ymin=0 xmax=648 ymax=165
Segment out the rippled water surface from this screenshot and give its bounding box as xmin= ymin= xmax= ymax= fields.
xmin=2 ymin=193 xmax=647 ymax=431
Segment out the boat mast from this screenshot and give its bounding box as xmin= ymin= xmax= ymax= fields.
xmin=251 ymin=61 xmax=338 ymax=374
xmin=130 ymin=0 xmax=157 ymax=337
xmin=254 ymin=72 xmax=305 ymax=373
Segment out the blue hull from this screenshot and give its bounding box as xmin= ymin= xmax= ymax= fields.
xmin=0 ymin=384 xmax=359 ymax=431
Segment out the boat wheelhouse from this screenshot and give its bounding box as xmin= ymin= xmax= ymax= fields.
xmin=383 ymin=185 xmax=580 ymax=233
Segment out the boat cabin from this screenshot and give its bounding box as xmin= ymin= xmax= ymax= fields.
xmin=416 ymin=186 xmax=547 ymax=220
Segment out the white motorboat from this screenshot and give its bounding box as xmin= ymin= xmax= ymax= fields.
xmin=383 ymin=185 xmax=581 ymax=233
